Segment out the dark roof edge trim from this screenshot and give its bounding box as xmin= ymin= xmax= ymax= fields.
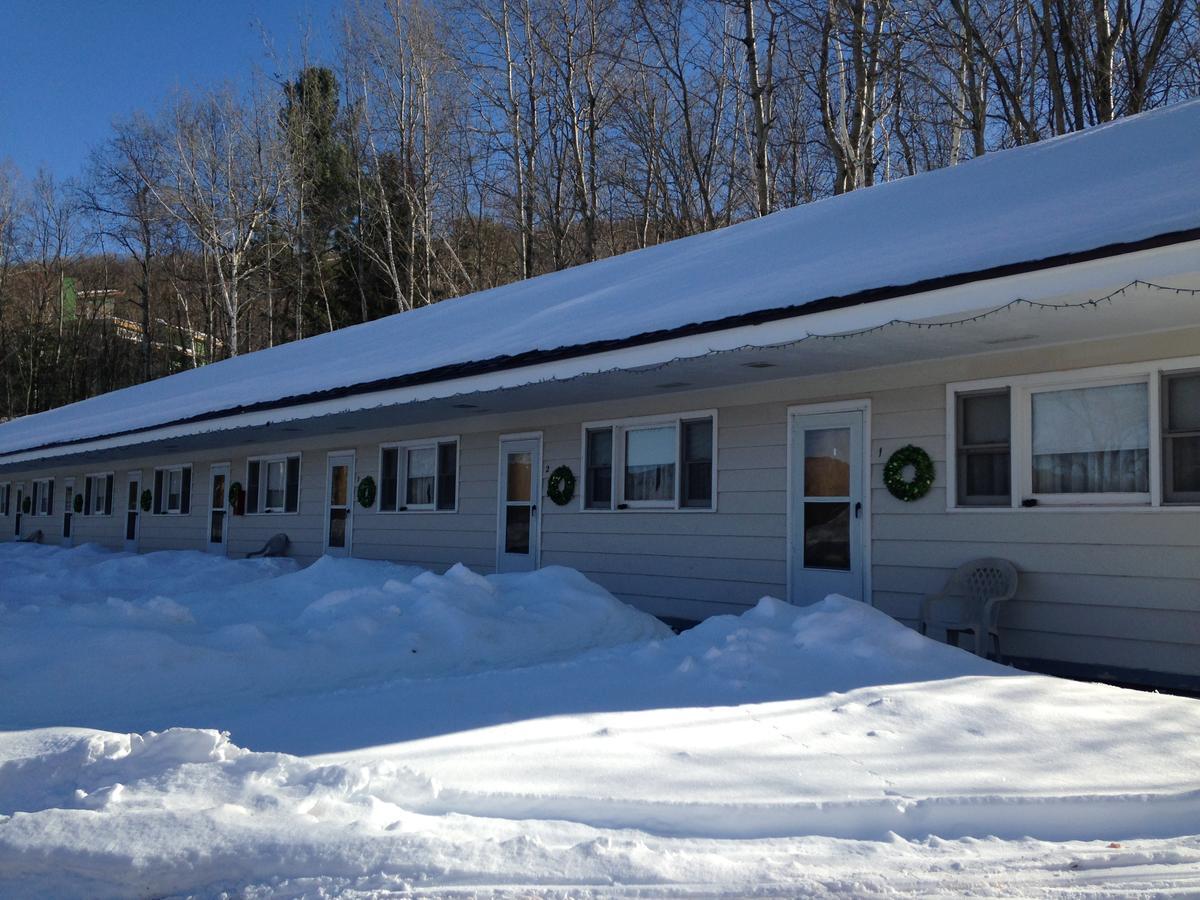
xmin=6 ymin=225 xmax=1200 ymax=460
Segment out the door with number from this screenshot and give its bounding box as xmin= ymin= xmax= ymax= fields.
xmin=789 ymin=409 xmax=866 ymax=605
xmin=325 ymin=452 xmax=354 ymax=557
xmin=208 ymin=464 xmax=230 ymax=554
xmin=497 ymin=436 xmax=541 ymax=572
xmin=125 ymin=472 xmax=142 ymax=551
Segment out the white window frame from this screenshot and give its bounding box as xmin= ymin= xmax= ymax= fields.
xmin=85 ymin=472 xmax=115 ymax=517
xmin=377 ymin=436 xmax=459 ymax=513
xmin=245 ymin=452 xmax=302 ymax=516
xmin=31 ymin=478 xmax=54 ymax=517
xmin=944 ymin=355 xmax=1200 ymax=511
xmin=153 ymin=464 xmax=191 ymax=516
xmin=579 ymin=409 xmax=718 ymax=513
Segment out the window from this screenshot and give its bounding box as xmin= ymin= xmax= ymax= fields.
xmin=407 ymin=446 xmax=436 ymax=505
xmin=1031 ymin=382 xmax=1148 ymax=496
xmin=31 ymin=478 xmax=54 ymax=516
xmin=680 ymin=418 xmax=714 ymax=508
xmin=153 ymin=465 xmax=192 ymax=515
xmin=949 ymin=360 xmax=1200 ymax=509
xmin=84 ymin=473 xmax=115 ymax=516
xmin=624 ymin=425 xmax=675 ymax=504
xmin=265 ymin=460 xmax=286 ymax=510
xmin=0 ymin=483 xmax=9 ymax=517
xmin=582 ymin=412 xmax=716 ymax=511
xmin=378 ymin=438 xmax=458 ymax=511
xmin=246 ymin=455 xmax=300 ymax=514
xmin=1163 ymin=371 xmax=1200 ymax=504
xmin=584 ymin=428 xmax=613 ymax=509
xmin=956 ymin=389 xmax=1011 ymax=506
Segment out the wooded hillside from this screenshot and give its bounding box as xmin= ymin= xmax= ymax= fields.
xmin=1 ymin=0 xmax=1196 ymax=421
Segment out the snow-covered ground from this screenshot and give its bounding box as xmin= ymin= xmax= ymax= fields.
xmin=1 ymin=543 xmax=1198 ymax=897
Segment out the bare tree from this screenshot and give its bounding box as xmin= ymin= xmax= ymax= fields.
xmin=78 ymin=114 xmax=170 ymax=381
xmin=152 ymin=88 xmax=284 ymax=356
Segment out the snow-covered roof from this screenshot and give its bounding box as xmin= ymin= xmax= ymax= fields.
xmin=3 ymin=100 xmax=1200 ymax=458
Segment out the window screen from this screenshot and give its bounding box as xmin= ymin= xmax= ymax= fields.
xmin=956 ymin=389 xmax=1011 ymax=505
xmin=680 ymin=418 xmax=714 ymax=508
xmin=1163 ymin=372 xmax=1200 ymax=503
xmin=585 ymin=428 xmax=613 ymax=509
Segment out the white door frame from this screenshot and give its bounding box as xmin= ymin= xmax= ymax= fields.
xmin=496 ymin=432 xmax=543 ymax=572
xmin=207 ymin=463 xmax=231 ymax=555
xmin=125 ymin=470 xmax=142 ymax=551
xmin=786 ymin=399 xmax=873 ymax=606
xmin=324 ymin=450 xmax=356 ymax=557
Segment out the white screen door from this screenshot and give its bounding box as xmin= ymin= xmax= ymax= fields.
xmin=207 ymin=464 xmax=229 ymax=554
xmin=325 ymin=452 xmax=354 ymax=557
xmin=61 ymin=478 xmax=75 ymax=544
xmin=497 ymin=436 xmax=541 ymax=572
xmin=125 ymin=472 xmax=142 ymax=551
xmin=14 ymin=483 xmax=23 ymax=537
xmin=790 ymin=409 xmax=866 ymax=604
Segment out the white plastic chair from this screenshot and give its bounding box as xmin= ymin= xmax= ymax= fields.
xmin=920 ymin=558 xmax=1018 ymax=659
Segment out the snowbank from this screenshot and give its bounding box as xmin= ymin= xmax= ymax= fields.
xmin=0 ymin=541 xmax=295 ymax=605
xmin=4 ymin=722 xmax=1195 ymax=899
xmin=1 ymin=544 xmax=1199 ymax=897
xmin=0 ymin=544 xmax=668 ymax=732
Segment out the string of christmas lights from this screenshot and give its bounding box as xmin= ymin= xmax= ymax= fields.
xmin=456 ymin=279 xmax=1200 ymax=397
xmin=778 ymin=279 xmax=1200 ymax=343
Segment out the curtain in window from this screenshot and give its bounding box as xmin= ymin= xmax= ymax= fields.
xmin=1032 ymin=383 xmax=1149 ymax=493
xmin=406 ymin=447 xmax=435 ymax=505
xmin=625 ymin=426 xmax=675 ymax=502
xmin=265 ymin=460 xmax=286 ymax=510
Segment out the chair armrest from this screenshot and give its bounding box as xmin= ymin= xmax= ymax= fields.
xmin=921 ymin=592 xmax=948 ymax=634
xmin=982 ymin=595 xmax=1008 ymax=631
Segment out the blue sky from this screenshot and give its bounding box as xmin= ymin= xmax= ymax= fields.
xmin=0 ymin=0 xmax=342 ymax=181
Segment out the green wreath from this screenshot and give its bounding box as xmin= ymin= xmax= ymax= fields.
xmin=547 ymin=465 xmax=576 ymax=506
xmin=73 ymin=493 xmax=84 ymax=514
xmin=357 ymin=475 xmax=377 ymax=508
xmin=228 ymin=482 xmax=243 ymax=511
xmin=21 ymin=496 xmax=31 ymax=514
xmin=883 ymin=445 xmax=935 ymax=502
xmin=140 ymin=489 xmax=153 ymax=513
